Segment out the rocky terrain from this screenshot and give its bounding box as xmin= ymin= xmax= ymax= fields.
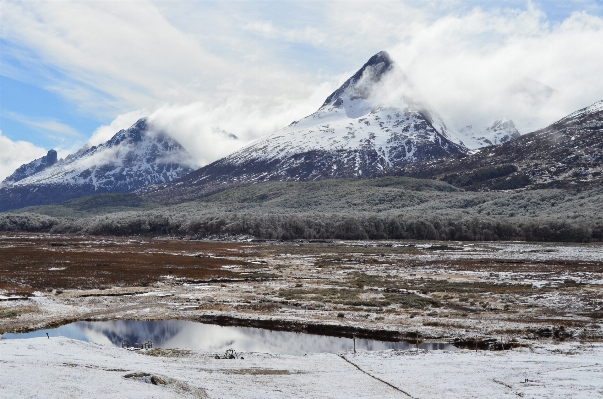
xmin=384 ymin=100 xmax=603 ymax=191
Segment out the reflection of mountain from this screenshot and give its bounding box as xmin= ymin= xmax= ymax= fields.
xmin=77 ymin=320 xmax=184 ymax=346
xmin=72 ymin=320 xmax=456 ymax=354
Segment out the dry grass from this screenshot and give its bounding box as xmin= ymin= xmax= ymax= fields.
xmin=278 ymin=287 xmax=440 ymax=309
xmin=422 ymin=320 xmax=468 ymax=329
xmin=1 ymin=234 xmax=601 ymax=341
xmin=0 ymin=235 xmax=256 ymax=290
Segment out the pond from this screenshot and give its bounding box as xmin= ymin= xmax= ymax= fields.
xmin=2 ymin=320 xmax=457 ymax=355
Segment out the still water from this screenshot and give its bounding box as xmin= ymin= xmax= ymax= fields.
xmin=2 ymin=320 xmax=456 ymax=355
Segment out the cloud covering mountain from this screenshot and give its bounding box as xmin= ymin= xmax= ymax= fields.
xmin=0 ymin=119 xmax=196 ymax=211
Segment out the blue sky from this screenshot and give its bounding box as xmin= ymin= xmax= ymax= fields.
xmin=1 ymin=0 xmax=602 ymax=179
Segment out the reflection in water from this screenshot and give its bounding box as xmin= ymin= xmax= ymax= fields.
xmin=2 ymin=320 xmax=456 ymax=355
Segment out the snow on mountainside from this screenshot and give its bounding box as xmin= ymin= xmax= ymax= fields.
xmin=384 ymin=100 xmax=603 ymax=191
xmin=226 ymin=51 xmax=463 ymax=167
xmin=458 ymin=119 xmax=521 ymax=150
xmin=0 ymin=119 xmax=194 ymax=211
xmin=1 ymin=149 xmax=58 ymax=187
xmin=141 ymin=51 xmax=468 ymax=204
xmin=10 ymin=119 xmax=193 ymax=189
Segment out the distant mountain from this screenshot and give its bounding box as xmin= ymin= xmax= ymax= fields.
xmin=0 ymin=119 xmax=194 ymax=212
xmin=387 ymin=100 xmax=603 ymax=190
xmin=457 ymin=119 xmax=521 ymax=150
xmin=1 ymin=149 xmax=58 ymax=187
xmin=140 ymin=51 xmax=468 ymax=204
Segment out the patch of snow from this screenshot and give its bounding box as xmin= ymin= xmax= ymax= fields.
xmin=0 ymin=338 xmax=601 ymax=398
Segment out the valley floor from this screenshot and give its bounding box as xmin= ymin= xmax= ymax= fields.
xmin=1 ymin=233 xmax=602 ymax=342
xmin=1 ymin=233 xmax=603 ymax=397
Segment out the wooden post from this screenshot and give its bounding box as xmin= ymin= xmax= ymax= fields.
xmin=353 ymin=336 xmax=356 ymax=353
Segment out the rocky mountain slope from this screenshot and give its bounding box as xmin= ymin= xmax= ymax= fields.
xmin=457 ymin=119 xmax=521 ymax=150
xmin=141 ymin=51 xmax=468 ymax=204
xmin=0 ymin=119 xmax=194 ymax=212
xmin=1 ymin=149 xmax=58 ymax=186
xmin=389 ymin=100 xmax=603 ymax=190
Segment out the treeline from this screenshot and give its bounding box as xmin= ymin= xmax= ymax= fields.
xmin=1 ymin=212 xmax=601 ymax=242
xmin=0 ymin=213 xmax=60 ymax=232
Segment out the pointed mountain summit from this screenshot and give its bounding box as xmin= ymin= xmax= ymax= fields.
xmin=140 ymin=51 xmax=467 ymax=204
xmin=320 ymin=51 xmax=394 ymax=108
xmin=0 ymin=119 xmax=194 ymax=211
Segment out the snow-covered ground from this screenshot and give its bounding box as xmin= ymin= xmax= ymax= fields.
xmin=1 ymin=337 xmax=601 ymax=398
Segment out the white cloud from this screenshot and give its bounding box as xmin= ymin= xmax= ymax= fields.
xmin=242 ymin=3 xmax=603 ymax=133
xmin=387 ymin=7 xmax=603 ymax=132
xmin=0 ymin=1 xmax=326 ymax=118
xmin=147 ymin=83 xmax=334 ymax=167
xmin=0 ymin=131 xmax=47 ymax=182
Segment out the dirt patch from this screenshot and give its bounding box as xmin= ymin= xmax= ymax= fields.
xmin=278 ymin=287 xmax=440 ymax=308
xmin=139 ymin=348 xmax=194 ymax=358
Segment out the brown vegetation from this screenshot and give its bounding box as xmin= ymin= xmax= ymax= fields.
xmin=0 ymin=234 xmax=254 ymax=291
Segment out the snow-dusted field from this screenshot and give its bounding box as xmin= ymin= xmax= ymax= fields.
xmin=2 ymin=235 xmax=603 ymax=397
xmin=2 ymin=236 xmax=603 ymax=343
xmin=1 ymin=338 xmax=601 ymax=398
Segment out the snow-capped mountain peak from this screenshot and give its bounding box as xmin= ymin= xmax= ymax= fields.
xmin=320 ymin=51 xmax=395 ymax=110
xmin=0 ymin=118 xmax=195 ymax=211
xmin=11 ymin=118 xmax=193 ymax=190
xmin=224 ymin=51 xmax=465 ymax=169
xmin=1 ymin=149 xmax=58 ymax=187
xmin=458 ymin=118 xmax=521 ymax=150
xmin=139 ymin=51 xmax=468 ymax=204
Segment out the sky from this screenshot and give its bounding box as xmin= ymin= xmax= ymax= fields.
xmin=1 ymin=0 xmax=602 ymax=180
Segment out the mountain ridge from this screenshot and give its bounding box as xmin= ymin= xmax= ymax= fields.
xmin=2 ymin=149 xmax=58 ymax=187
xmin=384 ymin=99 xmax=603 ymax=190
xmin=0 ymin=119 xmax=194 ymax=212
xmin=139 ymin=51 xmax=468 ymax=204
